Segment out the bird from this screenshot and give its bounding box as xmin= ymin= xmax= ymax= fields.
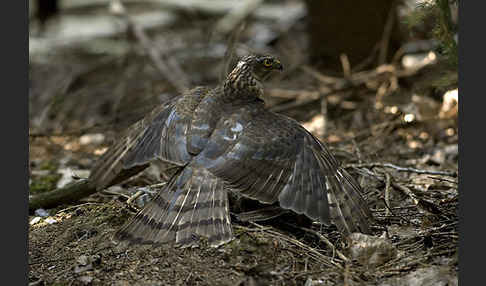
xmin=88 ymin=54 xmax=373 ymax=247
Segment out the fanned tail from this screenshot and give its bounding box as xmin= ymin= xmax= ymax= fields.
xmin=114 ymin=165 xmax=233 ymax=247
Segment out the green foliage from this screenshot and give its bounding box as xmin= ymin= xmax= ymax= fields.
xmin=29 ymin=160 xmax=61 ymax=194
xmin=430 ymin=67 xmax=458 ymax=91
xmin=30 ymin=173 xmax=62 ymax=194
xmin=404 ymin=2 xmax=435 ymax=29
xmin=39 ymin=160 xmax=58 ymax=172
xmin=406 ymin=0 xmax=458 ymax=67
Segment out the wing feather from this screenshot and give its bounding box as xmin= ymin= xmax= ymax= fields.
xmin=193 ymin=106 xmax=371 ymax=234
xmin=89 ymin=87 xmax=209 ymax=190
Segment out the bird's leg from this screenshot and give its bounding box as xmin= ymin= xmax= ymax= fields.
xmin=126 ymin=190 xmax=144 ymax=207
xmin=126 ymin=182 xmax=167 ymax=209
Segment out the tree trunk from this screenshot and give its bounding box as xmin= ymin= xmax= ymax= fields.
xmin=304 ymin=0 xmax=403 ymax=72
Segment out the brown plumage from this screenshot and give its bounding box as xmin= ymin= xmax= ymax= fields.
xmin=89 ymin=55 xmax=373 ymax=247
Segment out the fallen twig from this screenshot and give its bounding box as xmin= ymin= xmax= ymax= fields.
xmin=299 ymin=226 xmax=349 ymax=262
xmin=345 ymin=162 xmax=457 ymax=177
xmin=101 ymin=189 xmax=131 ymax=200
xmin=427 ymin=176 xmax=458 ymax=185
xmin=56 ymin=202 xmax=103 ymax=214
xmin=391 ymin=182 xmax=442 ymax=215
xmin=247 ymin=221 xmax=343 ymax=269
xmin=29 ymin=121 xmax=113 ymax=138
xmin=60 ymin=0 xmax=305 ymax=23
xmin=271 ymin=63 xmax=425 ymax=113
xmin=221 ymin=22 xmax=246 ymax=81
xmin=110 ymin=0 xmax=189 ymax=93
xmin=29 ymin=179 xmax=95 ymax=212
xmin=215 ymin=0 xmax=264 ymax=35
xmin=345 ymin=163 xmax=446 ymax=217
xmin=340 ymin=53 xmax=351 ymax=78
xmin=377 ymin=0 xmax=398 ymax=65
xmin=384 ymin=172 xmax=392 ymax=216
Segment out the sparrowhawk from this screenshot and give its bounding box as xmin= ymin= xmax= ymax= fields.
xmin=88 ymin=55 xmax=373 ymax=247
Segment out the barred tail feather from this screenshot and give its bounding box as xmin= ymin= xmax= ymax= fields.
xmin=114 ymin=166 xmax=233 ymax=247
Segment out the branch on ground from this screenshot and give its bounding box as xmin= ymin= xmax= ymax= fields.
xmin=29 ymin=180 xmax=95 ymax=212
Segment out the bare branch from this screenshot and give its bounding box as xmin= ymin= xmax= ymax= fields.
xmin=215 ymin=0 xmax=264 ymax=35
xmin=110 ymin=1 xmax=189 ymax=93
xmin=29 ymin=180 xmax=95 ymax=212
xmin=345 ymin=162 xmax=457 ymax=177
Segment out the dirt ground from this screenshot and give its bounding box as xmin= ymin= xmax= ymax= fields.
xmin=28 ymin=62 xmax=459 ymax=285
xmin=28 ymin=138 xmax=459 ymax=286
xmin=29 ymin=2 xmax=458 ymax=285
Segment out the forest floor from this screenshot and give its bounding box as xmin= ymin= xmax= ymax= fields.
xmin=29 ymin=1 xmax=458 ymax=285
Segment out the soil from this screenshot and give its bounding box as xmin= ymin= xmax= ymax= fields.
xmin=29 ymin=201 xmax=345 ymax=285
xmin=28 ymin=68 xmax=459 ymax=285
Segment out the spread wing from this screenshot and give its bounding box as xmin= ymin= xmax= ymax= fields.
xmin=89 ymin=87 xmax=210 ymax=190
xmin=193 ymin=105 xmax=372 ymax=234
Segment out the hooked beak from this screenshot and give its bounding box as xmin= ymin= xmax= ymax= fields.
xmin=273 ymin=60 xmax=283 ymax=71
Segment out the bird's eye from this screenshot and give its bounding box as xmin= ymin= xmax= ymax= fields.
xmin=263 ymin=58 xmax=273 ymax=67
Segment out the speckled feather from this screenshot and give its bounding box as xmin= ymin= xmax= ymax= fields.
xmin=89 ymin=55 xmax=372 ymax=247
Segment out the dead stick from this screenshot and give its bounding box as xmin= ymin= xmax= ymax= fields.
xmin=344 ymin=165 xmax=444 ymax=216
xmin=271 ymin=63 xmax=424 ymax=113
xmin=427 ymin=176 xmax=458 ymax=185
xmin=340 ymin=53 xmax=351 ymax=78
xmin=29 ymin=180 xmax=95 ymax=212
xmin=110 ymin=1 xmax=189 ymax=93
xmin=377 ymin=0 xmax=397 ymax=65
xmin=299 ymin=227 xmax=349 ymax=262
xmin=270 ymin=85 xmax=354 ymax=113
xmin=215 ymin=0 xmax=264 ymax=35
xmin=346 ymin=162 xmax=457 ymax=177
xmin=221 ymin=22 xmax=246 ymax=81
xmin=247 ymin=221 xmax=342 ymax=269
xmin=391 ymin=182 xmax=442 ymax=215
xmin=384 ymin=172 xmax=391 ymax=216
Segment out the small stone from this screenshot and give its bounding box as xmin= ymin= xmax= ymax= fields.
xmin=79 ymin=133 xmax=105 ymax=145
xmin=78 ymin=275 xmax=93 ymax=284
xmin=304 ymin=278 xmax=326 ymax=286
xmin=74 ymin=264 xmax=93 ymax=274
xmin=347 ymin=233 xmax=397 ymax=268
xmin=44 ymin=217 xmax=57 ymax=224
xmin=30 ymin=217 xmax=41 ymax=225
xmin=379 ymin=266 xmax=457 ymax=286
xmin=34 ymin=208 xmax=49 ymax=217
xmin=77 ymin=255 xmax=89 ymax=266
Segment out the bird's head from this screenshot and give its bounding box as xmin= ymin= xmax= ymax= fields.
xmin=224 ymin=54 xmax=283 ymax=100
xmin=238 ymin=54 xmax=283 ymax=81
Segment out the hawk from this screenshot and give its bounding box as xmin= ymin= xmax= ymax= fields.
xmin=88 ymin=55 xmax=373 ymax=247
